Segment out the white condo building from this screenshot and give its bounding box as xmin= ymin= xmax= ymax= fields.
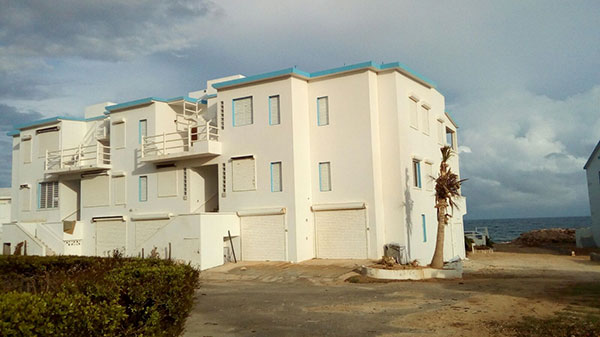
xmin=2 ymin=61 xmax=467 ymax=269
xmin=581 ymin=141 xmax=600 ymax=247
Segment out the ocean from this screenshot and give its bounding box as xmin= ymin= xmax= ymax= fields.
xmin=464 ymin=216 xmax=592 ymax=243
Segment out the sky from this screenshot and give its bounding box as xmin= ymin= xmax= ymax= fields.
xmin=0 ymin=0 xmax=599 ymax=219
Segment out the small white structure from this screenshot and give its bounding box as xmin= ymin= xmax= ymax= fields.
xmin=3 ymin=61 xmax=467 ymax=267
xmin=0 ymin=188 xmax=11 ymax=253
xmin=581 ymin=141 xmax=600 ymax=248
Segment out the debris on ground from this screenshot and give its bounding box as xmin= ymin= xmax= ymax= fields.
xmin=512 ymin=228 xmax=575 ymax=247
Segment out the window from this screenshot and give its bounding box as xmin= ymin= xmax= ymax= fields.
xmin=157 ymin=166 xmax=178 ymax=197
xmin=138 ymin=119 xmax=147 ymax=144
xmin=446 ymin=127 xmax=456 ymax=150
xmin=412 ymin=160 xmax=422 ymax=188
xmin=220 ymin=101 xmax=225 ymax=130
xmin=22 ymin=138 xmax=31 ymax=164
xmin=409 ymin=97 xmax=418 ymax=129
xmin=113 ymin=175 xmax=126 ymax=205
xmin=270 ymin=162 xmax=282 ymax=192
xmin=422 ymin=214 xmax=427 ymax=242
xmin=425 ymin=162 xmax=433 ymax=191
xmin=38 ymin=181 xmax=59 ymax=209
xmin=269 ymin=95 xmax=280 ymax=125
xmin=317 ymin=96 xmax=329 ymax=126
xmin=183 ymin=168 xmax=188 ymax=199
xmin=221 ymin=163 xmax=226 ymax=195
xmin=233 ymin=97 xmax=253 ymax=126
xmin=437 ymin=120 xmax=445 ymax=144
xmin=319 ymin=162 xmax=331 ymax=191
xmin=20 ymin=185 xmax=30 ymax=211
xmin=37 ymin=127 xmax=59 ymax=158
xmin=113 ymin=120 xmax=126 ymax=149
xmin=139 ymin=176 xmax=148 ymax=202
xmin=232 ymin=156 xmax=256 ymax=191
xmin=82 ymin=174 xmax=110 ymax=207
xmin=420 ymin=105 xmax=430 ymax=134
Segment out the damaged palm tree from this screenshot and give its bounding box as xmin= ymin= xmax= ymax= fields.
xmin=430 ymin=146 xmax=466 ymax=269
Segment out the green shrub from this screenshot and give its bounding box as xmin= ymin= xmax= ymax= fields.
xmin=0 ymin=256 xmax=199 ymax=337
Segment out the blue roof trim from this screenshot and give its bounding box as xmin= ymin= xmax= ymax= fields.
xmin=7 ymin=114 xmax=108 ymax=136
xmin=200 ymin=99 xmax=208 ymax=105
xmin=206 ymin=94 xmax=217 ymax=99
xmin=106 ymin=96 xmax=199 ymax=113
xmin=211 ymin=61 xmax=436 ymax=90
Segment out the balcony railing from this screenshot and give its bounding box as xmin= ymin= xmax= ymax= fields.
xmin=45 ymin=143 xmax=111 ymax=172
xmin=141 ymin=121 xmax=219 ymax=159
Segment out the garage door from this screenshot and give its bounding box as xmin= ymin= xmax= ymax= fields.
xmin=315 ymin=209 xmax=368 ymax=259
xmin=96 ymin=220 xmax=126 ymax=257
xmin=241 ymin=214 xmax=285 ymax=261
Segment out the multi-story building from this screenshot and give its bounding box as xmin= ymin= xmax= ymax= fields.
xmin=580 ymin=141 xmax=600 ymax=247
xmin=2 ymin=61 xmax=467 ymax=268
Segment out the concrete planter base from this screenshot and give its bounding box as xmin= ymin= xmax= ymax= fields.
xmin=362 ymin=261 xmax=463 ymax=280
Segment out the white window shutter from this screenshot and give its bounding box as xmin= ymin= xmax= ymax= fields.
xmin=420 ymin=106 xmax=430 ymax=134
xmin=269 ymin=96 xmax=280 ymax=125
xmin=271 ymin=162 xmax=282 ymax=192
xmin=232 ymin=157 xmax=256 ymax=191
xmin=318 ymin=97 xmax=329 ymax=126
xmin=234 ymin=97 xmax=253 ymax=126
xmin=409 ymin=99 xmax=418 ymax=128
xmin=319 ymin=162 xmax=331 ymax=191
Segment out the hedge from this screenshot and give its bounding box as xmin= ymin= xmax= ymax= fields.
xmin=0 ymin=256 xmax=199 ymax=336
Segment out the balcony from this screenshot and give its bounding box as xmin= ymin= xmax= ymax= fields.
xmin=45 ymin=143 xmax=111 ymax=174
xmin=140 ymin=121 xmax=221 ymax=163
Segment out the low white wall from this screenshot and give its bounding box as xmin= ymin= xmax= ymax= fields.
xmin=2 ymin=223 xmax=45 ymax=255
xmin=199 ymin=213 xmax=239 ymax=270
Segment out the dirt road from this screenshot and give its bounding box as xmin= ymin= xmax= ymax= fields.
xmin=184 ymin=246 xmax=600 ymax=336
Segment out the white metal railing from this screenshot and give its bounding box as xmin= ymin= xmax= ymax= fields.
xmin=141 ymin=121 xmax=219 ymax=158
xmin=45 ymin=143 xmax=111 ymax=171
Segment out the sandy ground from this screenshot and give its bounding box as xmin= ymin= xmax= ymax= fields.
xmin=184 ymin=245 xmax=600 ymax=337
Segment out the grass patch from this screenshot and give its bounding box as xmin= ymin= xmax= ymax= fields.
xmin=0 ymin=255 xmax=199 ymax=336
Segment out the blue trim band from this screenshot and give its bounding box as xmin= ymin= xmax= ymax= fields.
xmin=106 ymin=96 xmax=198 ymax=113
xmin=212 ymin=61 xmax=436 ymax=90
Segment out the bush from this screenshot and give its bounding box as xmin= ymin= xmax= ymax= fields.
xmin=0 ymin=256 xmax=199 ymax=337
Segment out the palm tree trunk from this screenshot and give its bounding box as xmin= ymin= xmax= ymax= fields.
xmin=430 ymin=200 xmax=447 ymax=269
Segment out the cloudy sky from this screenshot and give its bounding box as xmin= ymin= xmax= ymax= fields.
xmin=0 ymin=0 xmax=599 ymax=219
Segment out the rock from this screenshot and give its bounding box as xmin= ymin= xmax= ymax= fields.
xmin=512 ymin=228 xmax=575 ymax=247
xmin=591 ymin=252 xmax=600 ymax=262
xmin=240 ymin=267 xmax=247 ymax=271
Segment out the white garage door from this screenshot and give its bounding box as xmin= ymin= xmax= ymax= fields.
xmin=315 ymin=209 xmax=368 ymax=259
xmin=96 ymin=220 xmax=126 ymax=257
xmin=241 ymin=214 xmax=285 ymax=261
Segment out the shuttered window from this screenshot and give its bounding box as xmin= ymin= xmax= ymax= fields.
xmin=233 ymin=97 xmax=253 ymax=127
xmin=420 ymin=105 xmax=430 ymax=134
xmin=409 ymin=98 xmax=418 ymax=129
xmin=113 ymin=175 xmax=126 ymax=205
xmin=425 ymin=162 xmax=433 ymax=191
xmin=138 ymin=119 xmax=147 ymax=144
xmin=139 ymin=176 xmax=148 ymax=202
xmin=413 ymin=160 xmax=421 ymax=188
xmin=22 ymin=139 xmax=32 ymax=164
xmin=317 ymin=96 xmax=329 ymax=126
xmin=82 ymin=174 xmax=110 ymax=207
xmin=422 ymin=214 xmax=427 ymax=242
xmin=39 ymin=181 xmax=59 ymax=209
xmin=20 ymin=186 xmax=31 ymax=211
xmin=232 ymin=156 xmax=256 ymax=191
xmin=269 ymin=95 xmax=280 ymax=125
xmin=157 ymin=168 xmax=178 ymax=197
xmin=446 ymin=127 xmax=457 ymax=150
xmin=113 ymin=121 xmax=126 ymax=148
xmin=437 ymin=120 xmax=445 ymax=144
xmin=270 ymin=162 xmax=282 ymax=192
xmin=37 ymin=128 xmax=59 ymax=158
xmin=319 ymin=162 xmax=331 ymax=192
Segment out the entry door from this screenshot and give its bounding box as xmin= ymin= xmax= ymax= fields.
xmin=3 ymin=243 xmax=10 ymax=255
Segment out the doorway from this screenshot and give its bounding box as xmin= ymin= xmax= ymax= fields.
xmin=190 ymin=165 xmax=219 ymax=212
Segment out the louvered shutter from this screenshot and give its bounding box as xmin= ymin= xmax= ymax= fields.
xmin=269 ymin=96 xmax=280 ymax=125
xmin=271 ymin=162 xmax=282 ymax=192
xmin=317 ymin=97 xmax=329 ymax=126
xmin=319 ymin=162 xmax=331 ymax=191
xmin=232 ymin=157 xmax=256 ymax=191
xmin=234 ymin=97 xmax=253 ymax=126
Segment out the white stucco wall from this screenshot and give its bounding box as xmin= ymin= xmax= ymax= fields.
xmin=585 ymin=148 xmax=600 ymax=246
